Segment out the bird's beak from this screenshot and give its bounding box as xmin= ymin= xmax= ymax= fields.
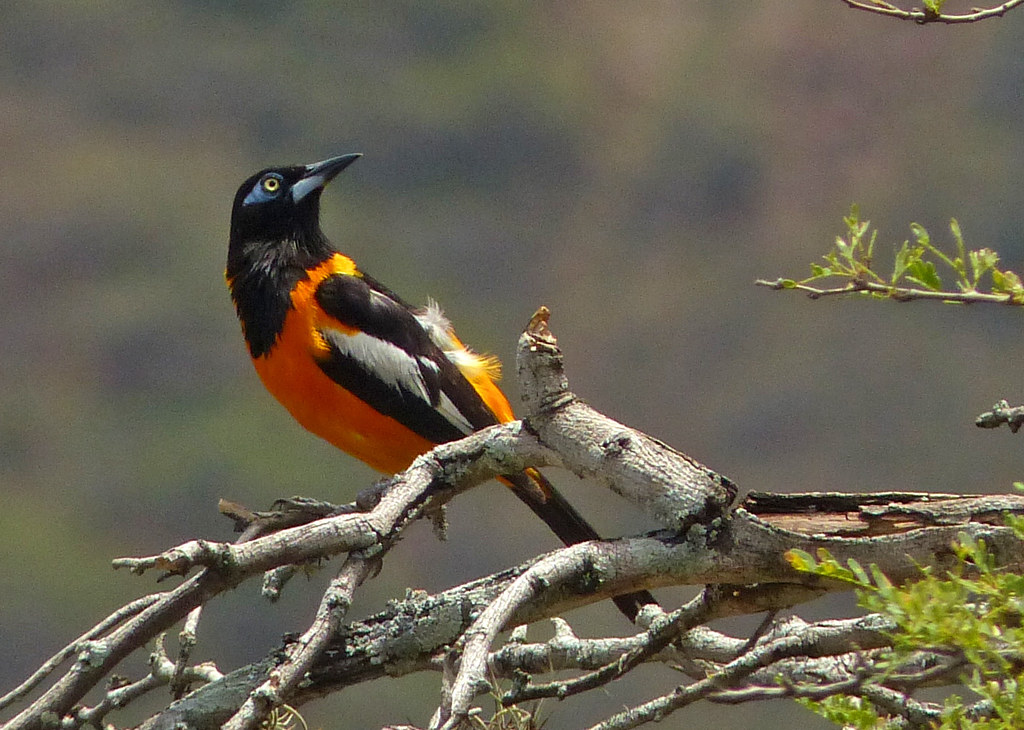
xmin=291 ymin=153 xmax=362 ymax=202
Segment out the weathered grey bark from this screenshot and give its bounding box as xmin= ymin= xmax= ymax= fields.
xmin=5 ymin=309 xmax=1024 ymax=730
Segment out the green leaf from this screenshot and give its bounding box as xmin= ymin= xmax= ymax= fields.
xmin=785 ymin=548 xmax=817 ymax=572
xmin=869 ymin=564 xmax=896 ymax=597
xmin=970 ymin=248 xmax=1000 ymax=285
xmin=950 ymin=218 xmax=965 ymax=264
xmin=994 ymin=270 xmax=1024 ymax=302
xmin=892 ymin=240 xmax=912 ymax=283
xmin=992 ymin=268 xmax=1007 ymax=290
xmin=800 ymin=514 xmax=1024 ymax=730
xmin=801 ymin=695 xmax=883 ymax=728
xmin=847 ymin=558 xmax=871 ymax=587
xmin=909 ymin=222 xmax=930 ymax=247
xmin=835 ymin=235 xmax=854 ymax=263
xmin=905 ymin=259 xmax=942 ymax=291
xmin=843 ymin=203 xmax=860 ymax=231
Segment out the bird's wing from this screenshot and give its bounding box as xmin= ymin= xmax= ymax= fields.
xmin=311 ymin=271 xmax=504 ymax=444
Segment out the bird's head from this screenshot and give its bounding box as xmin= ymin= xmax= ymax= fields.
xmin=228 ymin=153 xmax=362 ymax=256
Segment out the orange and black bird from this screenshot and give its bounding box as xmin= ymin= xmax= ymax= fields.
xmin=227 ymin=154 xmax=653 ymax=620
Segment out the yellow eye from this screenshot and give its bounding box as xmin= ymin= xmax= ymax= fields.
xmin=262 ymin=176 xmax=281 ymax=193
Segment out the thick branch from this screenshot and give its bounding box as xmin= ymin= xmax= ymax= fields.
xmin=516 ymin=307 xmax=737 ymax=532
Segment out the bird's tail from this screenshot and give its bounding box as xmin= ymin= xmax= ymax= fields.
xmin=503 ymin=468 xmax=656 ymax=622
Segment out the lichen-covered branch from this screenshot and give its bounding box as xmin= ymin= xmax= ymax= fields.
xmin=976 ymin=399 xmax=1024 ymax=433
xmin=5 ymin=309 xmax=1024 ymax=730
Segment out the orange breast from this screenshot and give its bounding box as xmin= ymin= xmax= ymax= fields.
xmin=252 ymin=258 xmax=437 ymax=475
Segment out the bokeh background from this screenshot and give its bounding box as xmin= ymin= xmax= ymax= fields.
xmin=3 ymin=2 xmax=1024 ymax=728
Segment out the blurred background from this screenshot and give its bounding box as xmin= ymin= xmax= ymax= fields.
xmin=3 ymin=2 xmax=1024 ymax=727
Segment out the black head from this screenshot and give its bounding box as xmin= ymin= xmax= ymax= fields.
xmin=228 ymin=153 xmax=361 ymax=262
xmin=227 ymin=154 xmax=361 ymax=357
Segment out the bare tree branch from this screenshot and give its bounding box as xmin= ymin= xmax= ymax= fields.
xmin=499 ymin=590 xmax=713 ymax=705
xmin=6 ymin=307 xmax=1024 ymax=730
xmin=976 ymin=399 xmax=1024 ymax=432
xmin=838 ymin=0 xmax=1024 ymax=24
xmin=220 ymin=554 xmax=374 ymax=730
xmin=0 ymin=594 xmax=163 ymax=713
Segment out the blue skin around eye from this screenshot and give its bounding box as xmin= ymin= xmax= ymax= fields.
xmin=243 ymin=181 xmax=278 ymax=206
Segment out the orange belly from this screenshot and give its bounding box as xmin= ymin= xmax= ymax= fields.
xmin=253 ymin=323 xmax=437 ymax=475
xmin=252 ymin=263 xmax=437 ymax=475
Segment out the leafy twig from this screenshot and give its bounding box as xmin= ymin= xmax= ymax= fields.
xmin=757 ymin=206 xmax=1024 ymax=305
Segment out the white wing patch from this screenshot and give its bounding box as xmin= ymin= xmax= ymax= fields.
xmin=435 ymin=392 xmax=475 ymax=435
xmin=325 ymin=329 xmax=430 ymax=401
xmin=322 ymin=327 xmax=475 ymax=435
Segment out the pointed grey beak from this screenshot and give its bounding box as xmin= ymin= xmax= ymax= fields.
xmin=291 ymin=153 xmax=362 ymax=202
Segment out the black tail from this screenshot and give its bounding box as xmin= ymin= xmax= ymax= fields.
xmin=505 ymin=470 xmax=657 ymax=622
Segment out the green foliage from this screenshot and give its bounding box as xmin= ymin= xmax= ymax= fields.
xmin=769 ymin=206 xmax=1024 ymax=304
xmin=805 ymin=695 xmax=887 ymax=729
xmin=786 ymin=511 xmax=1024 ymax=729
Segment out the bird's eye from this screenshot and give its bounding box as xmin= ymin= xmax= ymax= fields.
xmin=262 ymin=176 xmax=281 ymax=193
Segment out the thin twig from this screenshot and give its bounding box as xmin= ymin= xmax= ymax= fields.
xmin=438 ymin=549 xmax=586 ymax=729
xmin=591 ymin=614 xmax=895 ymax=730
xmin=503 ymin=589 xmax=714 ymax=704
xmin=68 ymin=632 xmax=223 ymax=727
xmin=976 ymin=399 xmax=1024 ymax=433
xmin=755 ymin=277 xmax=1014 ymax=304
xmin=707 ymin=667 xmax=868 ymax=704
xmin=860 ymin=684 xmax=942 ymax=727
xmin=221 ymin=555 xmax=373 ymax=730
xmin=0 ymin=593 xmax=163 ymax=711
xmin=171 ymin=606 xmax=204 ymax=698
xmin=839 ymin=0 xmax=1024 ymax=23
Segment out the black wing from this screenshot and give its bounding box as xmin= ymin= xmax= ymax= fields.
xmin=313 ymin=272 xmax=500 ymax=444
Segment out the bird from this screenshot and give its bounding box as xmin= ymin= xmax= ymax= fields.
xmin=226 ymin=154 xmax=654 ymax=621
